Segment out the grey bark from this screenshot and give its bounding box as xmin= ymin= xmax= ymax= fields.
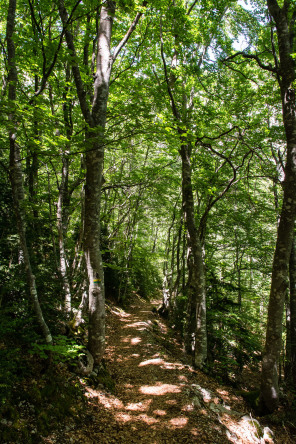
xmin=260 ymin=0 xmax=296 ymax=413
xmin=57 ymin=154 xmax=72 ymax=314
xmin=160 ymin=21 xmax=207 ymax=369
xmin=7 ymin=0 xmax=52 ymax=344
xmin=58 ymin=0 xmax=146 ymax=365
xmin=180 ymin=144 xmax=207 ymax=368
xmin=286 ymin=236 xmax=296 ymax=386
xmin=290 ymin=237 xmax=296 ymax=388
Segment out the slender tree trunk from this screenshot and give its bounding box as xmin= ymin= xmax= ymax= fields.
xmin=7 ymin=0 xmax=52 ymax=344
xmin=260 ymin=0 xmax=296 ymax=413
xmin=57 ymin=155 xmax=72 ymax=314
xmin=285 ymin=289 xmax=291 ymax=378
xmin=84 ymin=131 xmax=106 ymax=363
xmin=57 ymin=71 xmax=74 ymax=314
xmin=181 ymin=143 xmax=207 ymax=368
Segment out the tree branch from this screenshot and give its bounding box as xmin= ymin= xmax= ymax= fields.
xmin=197 ymin=139 xmax=253 ymax=239
xmin=267 ymin=0 xmax=282 ymax=25
xmin=58 ymin=0 xmax=92 ymax=124
xmin=160 ymin=19 xmax=180 ymax=121
xmin=224 ymin=51 xmax=278 ymax=73
xmin=187 ymin=0 xmax=198 ymax=15
xmin=110 ymin=20 xmax=150 ymax=86
xmin=112 ymin=1 xmax=148 ymax=63
xmin=195 ymin=126 xmax=240 ymax=144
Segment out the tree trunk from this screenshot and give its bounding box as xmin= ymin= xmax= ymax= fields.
xmin=260 ymin=0 xmax=296 ymax=413
xmin=57 ymin=154 xmax=72 ymax=314
xmin=7 ymin=0 xmax=52 ymax=344
xmin=58 ymin=0 xmax=145 ymax=366
xmin=84 ymin=132 xmax=106 ymax=364
xmin=288 ymin=236 xmax=296 ymax=387
xmin=181 ymin=143 xmax=207 ymax=368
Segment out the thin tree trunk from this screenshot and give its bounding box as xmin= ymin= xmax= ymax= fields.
xmin=57 ymin=154 xmax=72 ymax=314
xmin=181 ymin=144 xmax=207 ymax=368
xmin=7 ymin=0 xmax=52 ymax=344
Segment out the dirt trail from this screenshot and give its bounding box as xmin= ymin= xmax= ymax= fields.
xmin=64 ymin=296 xmax=277 ymax=444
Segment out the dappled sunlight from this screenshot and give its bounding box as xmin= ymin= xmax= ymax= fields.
xmin=165 ymin=399 xmax=178 ymax=406
xmin=153 ymin=409 xmax=166 ymax=416
xmin=182 ymin=403 xmax=194 ymax=412
xmin=190 ymin=428 xmax=199 ymax=437
xmin=169 ymin=416 xmax=188 ymax=428
xmin=139 ymin=357 xmax=186 ymax=371
xmin=115 ymin=412 xmax=132 ymax=423
xmin=139 ymin=358 xmax=164 ymax=366
xmin=110 ymin=307 xmax=131 ymax=318
xmin=221 ymin=414 xmax=264 ymax=444
xmin=178 ymin=374 xmax=188 ymax=382
xmin=97 ymin=298 xmax=271 ymax=443
xmin=121 ymin=336 xmax=142 ymax=345
xmin=131 ymin=337 xmax=142 ymax=345
xmin=140 ymin=383 xmax=181 ymax=396
xmin=137 ymin=414 xmax=160 ymax=425
xmin=85 ymin=387 xmax=124 ymax=410
xmin=192 ymin=384 xmax=212 ymax=402
xmin=123 ymin=321 xmax=150 ymax=330
xmin=215 ymin=388 xmax=235 ymax=403
xmin=126 ymin=399 xmax=152 ymax=412
xmin=123 ymin=383 xmax=134 ymax=389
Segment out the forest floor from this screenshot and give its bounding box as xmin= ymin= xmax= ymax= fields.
xmin=42 ymin=295 xmax=295 ymax=444
xmin=2 ymin=295 xmax=295 ymax=443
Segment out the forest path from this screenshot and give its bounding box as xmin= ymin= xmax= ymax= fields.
xmin=66 ymin=296 xmax=274 ymax=444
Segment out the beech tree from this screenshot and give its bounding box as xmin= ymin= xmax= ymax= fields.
xmin=58 ymin=0 xmax=147 ymax=365
xmin=6 ymin=0 xmax=52 ymax=344
xmin=260 ymin=0 xmax=296 ymax=413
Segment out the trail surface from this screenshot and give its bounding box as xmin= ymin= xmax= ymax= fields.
xmin=62 ymin=297 xmax=279 ymax=443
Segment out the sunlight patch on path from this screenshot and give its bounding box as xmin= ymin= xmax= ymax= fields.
xmin=121 ymin=336 xmax=142 ymax=345
xmin=139 ymin=357 xmax=186 ymax=371
xmin=123 ymin=321 xmax=150 ymax=330
xmin=139 ymin=383 xmax=181 ymax=396
xmin=110 ymin=307 xmax=131 ymax=318
xmin=169 ymin=416 xmax=188 ymax=428
xmin=85 ymin=387 xmax=124 ymax=410
xmin=126 ymin=400 xmax=152 ymax=412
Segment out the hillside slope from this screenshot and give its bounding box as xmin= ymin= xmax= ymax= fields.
xmin=56 ymin=296 xmax=290 ymax=444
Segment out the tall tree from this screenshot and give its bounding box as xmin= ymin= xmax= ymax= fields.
xmin=6 ymin=0 xmax=52 ymax=344
xmin=58 ymin=0 xmax=146 ymax=365
xmin=260 ymin=0 xmax=296 ymax=412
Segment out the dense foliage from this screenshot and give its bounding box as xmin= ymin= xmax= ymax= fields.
xmin=1 ymin=0 xmax=296 ymax=439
